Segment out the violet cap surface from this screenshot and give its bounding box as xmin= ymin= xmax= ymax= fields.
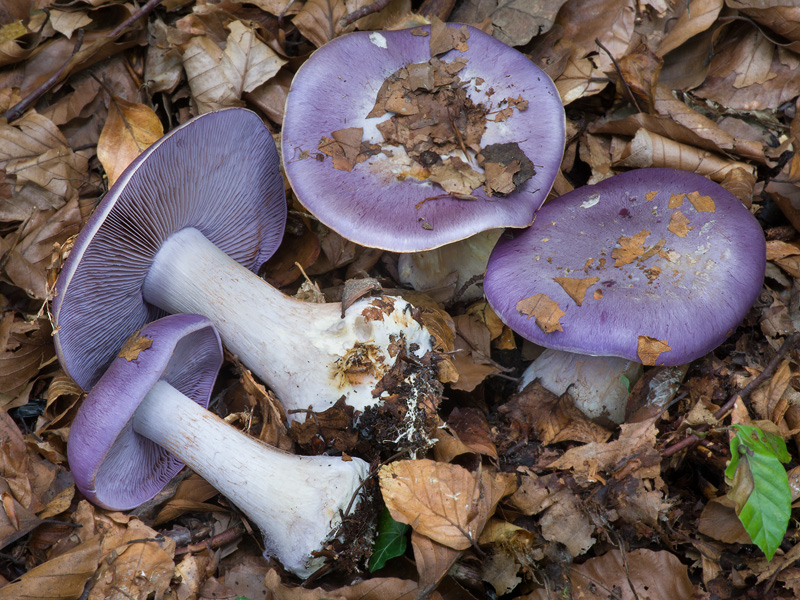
xmin=53 ymin=108 xmax=286 ymax=391
xmin=485 ymin=168 xmax=766 ymax=366
xmin=282 ymin=24 xmax=565 ymax=251
xmin=67 ymin=313 xmax=223 ymax=510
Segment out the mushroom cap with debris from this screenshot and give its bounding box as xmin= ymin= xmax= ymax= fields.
xmin=282 ymin=23 xmax=565 ymax=252
xmin=484 ymin=168 xmax=766 ymax=366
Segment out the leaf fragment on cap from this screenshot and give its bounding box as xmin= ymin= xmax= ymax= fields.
xmin=516 ymin=294 xmax=564 ymax=333
xmin=687 ymin=191 xmax=715 ymax=213
xmin=667 ymin=210 xmax=693 ymax=237
xmin=553 ymin=276 xmax=600 ymax=306
xmin=637 ymin=335 xmax=671 ymax=365
xmin=611 ymin=229 xmax=650 ymax=267
xmin=118 ymin=335 xmax=153 ymax=361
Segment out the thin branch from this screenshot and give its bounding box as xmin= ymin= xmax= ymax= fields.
xmin=339 ymin=0 xmax=392 ymax=27
xmin=663 ymin=333 xmax=800 ymax=458
xmin=3 ymin=30 xmax=85 ymax=122
xmin=594 ymin=37 xmax=642 ymax=113
xmin=108 ymin=0 xmax=164 ymax=38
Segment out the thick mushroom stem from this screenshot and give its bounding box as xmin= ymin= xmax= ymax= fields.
xmin=133 ymin=379 xmax=369 ymax=578
xmin=143 ymin=227 xmax=434 ymax=420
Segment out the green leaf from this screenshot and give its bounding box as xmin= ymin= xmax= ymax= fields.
xmin=368 ymin=508 xmax=409 ymax=572
xmin=725 ymin=424 xmax=791 ymax=560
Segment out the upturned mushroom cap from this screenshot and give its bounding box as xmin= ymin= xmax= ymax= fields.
xmin=53 ymin=108 xmax=286 ymax=391
xmin=67 ymin=314 xmax=223 ymax=510
xmin=282 ymin=24 xmax=565 ymax=252
xmin=485 ymin=168 xmax=766 ymax=366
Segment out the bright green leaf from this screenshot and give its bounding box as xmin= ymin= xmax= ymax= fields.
xmin=368 ymin=507 xmax=410 ymax=572
xmin=725 ymin=424 xmax=791 ymax=560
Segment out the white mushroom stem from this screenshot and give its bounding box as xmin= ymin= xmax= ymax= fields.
xmin=143 ymin=227 xmax=434 ymax=420
xmin=519 ymin=348 xmax=642 ymax=424
xmin=398 ymin=229 xmax=503 ymax=302
xmin=133 ymin=379 xmax=370 ymax=578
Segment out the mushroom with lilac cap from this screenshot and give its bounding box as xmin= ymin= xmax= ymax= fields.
xmin=53 ymin=108 xmax=440 ymax=443
xmin=281 ymin=24 xmax=565 ymax=252
xmin=485 ymin=168 xmax=766 ymax=369
xmin=68 ymin=313 xmax=371 ymax=579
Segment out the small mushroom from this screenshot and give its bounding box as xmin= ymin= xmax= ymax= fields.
xmin=68 ymin=313 xmax=371 ymax=579
xmin=54 ymin=108 xmax=439 ymax=439
xmin=281 ymin=24 xmax=565 ymax=253
xmin=485 ymin=169 xmax=765 ymax=419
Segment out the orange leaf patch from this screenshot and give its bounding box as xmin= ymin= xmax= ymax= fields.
xmin=516 ymin=294 xmax=565 ymax=333
xmin=553 ymin=276 xmax=600 ymax=306
xmin=667 ymin=210 xmax=693 ymax=237
xmin=611 ymin=229 xmax=650 ymax=267
xmin=118 ymin=335 xmax=153 ymax=361
xmin=637 ymin=336 xmax=671 ymax=365
xmin=687 ymin=190 xmax=715 ymax=212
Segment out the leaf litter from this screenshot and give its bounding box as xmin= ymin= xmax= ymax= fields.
xmin=2 ymin=0 xmax=800 ymax=597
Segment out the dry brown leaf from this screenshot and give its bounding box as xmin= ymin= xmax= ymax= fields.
xmin=539 ymin=488 xmax=596 ymax=557
xmin=97 ymin=96 xmax=163 ymax=186
xmin=667 ymin=209 xmax=692 ymax=237
xmin=0 ymin=534 xmax=101 ymax=600
xmin=698 ymin=497 xmax=752 ymax=545
xmin=728 ymin=0 xmax=800 ymax=43
xmin=0 ymin=112 xmax=89 ymax=204
xmin=0 ymin=316 xmax=55 ymax=404
xmin=694 ymin=25 xmax=800 ymax=110
xmin=506 ymin=470 xmax=567 ymax=516
xmin=446 ymin=407 xmax=497 ymax=459
xmin=265 ymin=568 xmax=422 ymax=599
xmin=528 ymin=548 xmax=695 ymax=600
xmin=345 ymin=0 xmax=412 ymax=31
xmin=50 ymin=9 xmax=93 ymax=39
xmin=380 ymin=459 xmax=515 ymax=550
xmin=411 ymin=531 xmax=462 ymax=594
xmin=89 ymin=518 xmax=176 ymax=600
xmin=611 ymin=229 xmax=650 ymax=266
xmin=181 ymin=20 xmax=286 ymax=113
xmin=499 ymin=382 xmax=612 ymax=445
xmin=655 ymin=0 xmax=723 ymax=56
xmin=293 ymin=0 xmax=351 ymax=49
xmin=453 ymin=0 xmax=567 ymax=47
xmin=549 ymin=420 xmax=660 ymax=479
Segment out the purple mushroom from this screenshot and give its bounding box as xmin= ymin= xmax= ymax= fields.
xmin=281 ymin=23 xmax=565 ymax=252
xmin=485 ymin=168 xmax=766 ymax=369
xmin=53 ymin=108 xmax=437 ymax=428
xmin=68 ymin=313 xmax=370 ymax=579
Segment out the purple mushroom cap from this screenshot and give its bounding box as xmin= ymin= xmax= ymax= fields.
xmin=53 ymin=108 xmax=286 ymax=391
xmin=67 ymin=313 xmax=223 ymax=510
xmin=282 ymin=24 xmax=565 ymax=251
xmin=485 ymin=168 xmax=766 ymax=366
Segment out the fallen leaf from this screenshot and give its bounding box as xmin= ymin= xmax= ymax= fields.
xmin=0 ymin=534 xmax=101 ymax=600
xmin=97 ymin=96 xmax=164 ymax=186
xmin=687 ymin=190 xmax=716 ymax=213
xmin=411 ymin=531 xmax=461 ymax=594
xmin=539 ymin=488 xmax=596 ymax=557
xmin=380 ymin=459 xmax=514 ymax=550
xmin=293 ymin=0 xmax=350 ymax=49
xmin=611 ymin=229 xmax=650 ymax=266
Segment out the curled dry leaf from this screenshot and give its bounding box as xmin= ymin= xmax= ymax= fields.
xmin=614 ymin=128 xmax=756 ymax=182
xmin=265 ymin=567 xmax=423 ymax=599
xmin=380 ymin=459 xmax=515 ymax=550
xmin=293 ymin=0 xmax=351 ymax=48
xmin=97 ymin=96 xmax=164 ymax=187
xmin=411 ymin=530 xmax=462 ymax=594
xmin=180 ymin=20 xmax=287 ymax=113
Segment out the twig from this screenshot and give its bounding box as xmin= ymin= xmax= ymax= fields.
xmin=108 ymin=0 xmax=164 ymax=38
xmin=339 ymin=0 xmax=392 ymax=27
xmin=663 ymin=333 xmax=800 ymax=458
xmin=2 ymin=30 xmax=85 ymax=122
xmin=174 ymin=524 xmax=245 ymax=556
xmin=594 ymin=37 xmax=642 ymax=114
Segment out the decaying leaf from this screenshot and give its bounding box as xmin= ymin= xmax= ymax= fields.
xmin=553 ymin=276 xmax=599 ymax=306
xmin=380 ymin=459 xmax=515 ymax=550
xmin=637 ymin=335 xmax=671 ymax=365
